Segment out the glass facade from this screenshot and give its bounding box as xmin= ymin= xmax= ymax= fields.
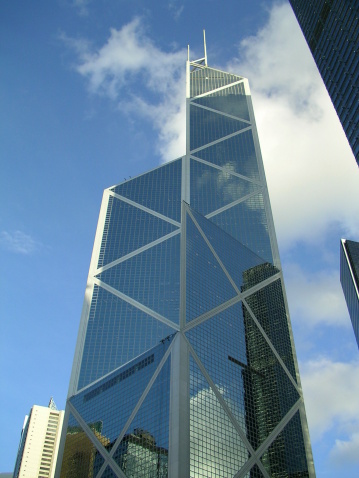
xmin=56 ymin=59 xmax=314 ymax=477
xmin=340 ymin=239 xmax=359 ymax=347
xmin=289 ymin=0 xmax=359 ymax=166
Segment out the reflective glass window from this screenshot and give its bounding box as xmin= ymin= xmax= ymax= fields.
xmin=192 ymin=83 xmax=250 ymax=121
xmin=111 ymin=158 xmax=182 ymax=222
xmin=78 ymin=285 xmax=176 ymax=390
xmin=71 ymin=339 xmax=172 ymax=461
xmin=98 ymin=196 xmax=178 ymax=268
xmin=191 ymin=130 xmax=260 ymax=181
xmin=191 ymin=67 xmax=242 ymax=97
xmin=189 ymin=354 xmax=249 ymax=477
xmin=60 ymin=414 xmax=105 ymax=478
xmin=240 ymin=297 xmax=300 ymax=448
xmin=209 ymin=194 xmax=273 ymax=264
xmin=190 ymin=158 xmax=260 ymax=216
xmin=186 ymin=211 xmax=237 ymax=322
xmin=188 ymin=206 xmax=277 ymax=292
xmin=190 ymin=105 xmax=250 ymax=150
xmin=244 ymin=279 xmax=297 ymax=380
xmin=96 ymin=234 xmax=181 ymax=325
xmin=260 ymin=410 xmax=309 ymax=477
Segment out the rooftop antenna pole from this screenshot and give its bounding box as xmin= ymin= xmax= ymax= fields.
xmin=203 ymin=29 xmax=207 ymax=66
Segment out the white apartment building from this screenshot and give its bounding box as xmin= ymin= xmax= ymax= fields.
xmin=13 ymin=398 xmax=64 ymax=478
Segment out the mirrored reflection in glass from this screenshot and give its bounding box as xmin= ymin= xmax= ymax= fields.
xmin=70 ymin=337 xmax=173 ymax=477
xmin=209 ymin=194 xmax=273 ymax=264
xmin=78 ymin=285 xmax=176 ymax=390
xmin=186 ymin=210 xmax=237 ymax=322
xmin=187 ymin=206 xmax=276 ymax=292
xmin=241 ymin=297 xmax=299 ymax=448
xmin=60 ymin=413 xmax=105 ymax=478
xmin=244 ymin=279 xmax=297 ymax=380
xmin=190 ymin=159 xmax=259 ymax=216
xmin=191 ymin=130 xmax=260 ymax=181
xmin=189 ymin=354 xmax=249 ymax=477
xmin=260 ymin=411 xmax=309 ymax=478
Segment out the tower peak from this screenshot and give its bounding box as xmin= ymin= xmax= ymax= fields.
xmin=188 ymin=29 xmax=208 ymax=70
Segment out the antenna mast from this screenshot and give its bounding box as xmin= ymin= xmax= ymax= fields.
xmin=188 ymin=30 xmax=208 ymax=71
xmin=203 ymin=29 xmax=207 ymax=66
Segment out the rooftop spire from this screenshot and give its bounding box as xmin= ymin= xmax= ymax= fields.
xmin=188 ymin=30 xmax=208 ymax=70
xmin=203 ymin=29 xmax=207 ymax=66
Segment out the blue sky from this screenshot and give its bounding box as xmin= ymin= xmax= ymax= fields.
xmin=1 ymin=0 xmax=359 ymax=475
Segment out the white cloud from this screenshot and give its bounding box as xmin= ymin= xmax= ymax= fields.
xmin=284 ymin=263 xmax=349 ymax=327
xmin=330 ymin=432 xmax=359 ymax=467
xmin=190 ymin=386 xmax=246 ymax=476
xmin=71 ymin=0 xmax=91 ymax=17
xmin=72 ymin=17 xmax=187 ymax=162
xmin=168 ymin=0 xmax=184 ymax=21
xmin=69 ymin=3 xmax=359 ymax=246
xmin=300 ymin=358 xmax=359 ymax=442
xmin=226 ymin=2 xmax=359 ymax=250
xmin=0 ymin=230 xmax=43 ymax=254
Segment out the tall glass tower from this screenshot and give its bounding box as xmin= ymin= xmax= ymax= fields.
xmin=55 ymin=48 xmax=315 ymax=477
xmin=289 ymin=0 xmax=359 ymax=167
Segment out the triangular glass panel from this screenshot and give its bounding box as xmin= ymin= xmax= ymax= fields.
xmin=186 ymin=209 xmax=237 ymax=322
xmin=60 ymin=412 xmax=105 ymax=477
xmin=78 ymin=285 xmax=177 ymax=390
xmin=189 ymin=354 xmax=250 ymax=477
xmin=97 ymin=196 xmax=178 ymax=269
xmin=244 ymin=279 xmax=298 ymax=381
xmin=96 ymin=234 xmax=181 ymax=325
xmin=191 ymin=129 xmax=260 ymax=181
xmin=111 ymin=353 xmax=171 ymax=478
xmin=209 ymin=193 xmax=273 ymax=264
xmin=192 ymin=83 xmax=250 ymax=121
xmin=239 ymin=299 xmax=300 ymax=448
xmin=191 ymin=66 xmax=242 ymax=97
xmin=188 ymin=207 xmax=278 ymax=291
xmin=260 ymin=410 xmax=309 ymax=478
xmin=190 ymin=105 xmax=250 ymax=150
xmin=190 ymin=159 xmax=260 ymax=216
xmin=111 ymin=158 xmax=182 ymax=222
xmin=71 ymin=339 xmax=173 ymax=456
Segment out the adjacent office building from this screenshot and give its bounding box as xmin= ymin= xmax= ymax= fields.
xmin=13 ymin=398 xmax=64 ymax=478
xmin=55 ymin=50 xmax=315 ymax=477
xmin=289 ymin=0 xmax=359 ymax=166
xmin=340 ymin=239 xmax=359 ymax=347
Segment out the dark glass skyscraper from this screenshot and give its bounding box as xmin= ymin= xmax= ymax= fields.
xmin=289 ymin=0 xmax=359 ymax=166
xmin=55 ymin=52 xmax=315 ymax=477
xmin=340 ymin=239 xmax=359 ymax=347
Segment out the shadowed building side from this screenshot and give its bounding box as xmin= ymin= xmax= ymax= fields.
xmin=340 ymin=239 xmax=359 ymax=347
xmin=289 ymin=0 xmax=359 ymax=167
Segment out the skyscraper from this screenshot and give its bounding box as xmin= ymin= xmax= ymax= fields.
xmin=289 ymin=0 xmax=359 ymax=166
xmin=55 ymin=48 xmax=315 ymax=477
xmin=14 ymin=398 xmax=64 ymax=478
xmin=340 ymin=238 xmax=359 ymax=347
